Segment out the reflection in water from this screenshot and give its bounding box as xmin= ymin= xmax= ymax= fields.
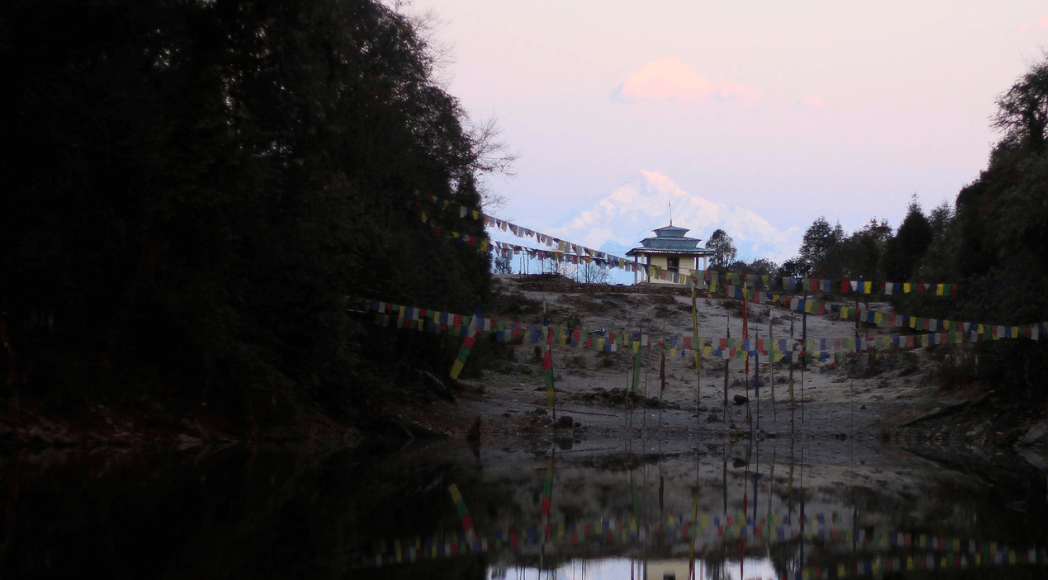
xmin=358 ymin=432 xmax=1048 ymax=580
xmin=2 ymin=430 xmax=1047 ymax=579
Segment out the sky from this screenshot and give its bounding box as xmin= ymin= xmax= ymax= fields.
xmin=407 ymin=0 xmax=1048 ymax=258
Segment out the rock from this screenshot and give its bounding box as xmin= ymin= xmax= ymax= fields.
xmin=367 ymin=416 xmax=449 ymax=441
xmin=420 ymin=370 xmax=456 ymax=403
xmin=733 ymin=395 xmax=748 ymax=405
xmin=1018 ymin=422 xmax=1046 ymax=447
xmin=467 ymin=416 xmax=481 ymax=441
xmin=554 ymin=415 xmax=575 ymax=429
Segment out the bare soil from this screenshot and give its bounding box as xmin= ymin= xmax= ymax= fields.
xmin=386 ymin=275 xmax=1046 ymax=471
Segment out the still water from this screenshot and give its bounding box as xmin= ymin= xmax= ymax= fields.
xmin=3 ymin=434 xmax=1046 ymax=579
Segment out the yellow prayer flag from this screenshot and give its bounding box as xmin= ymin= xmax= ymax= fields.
xmin=936 ymin=284 xmax=944 ymax=296
xmin=864 ymin=281 xmax=872 ymax=293
xmin=450 ymin=359 xmax=465 ymax=379
xmin=903 ymin=283 xmax=912 ymax=293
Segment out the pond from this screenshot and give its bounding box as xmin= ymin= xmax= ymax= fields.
xmin=3 ymin=433 xmax=1046 ymax=579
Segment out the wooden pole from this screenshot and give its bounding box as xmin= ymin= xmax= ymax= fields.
xmin=770 ymin=307 xmax=776 ymax=422
xmin=754 ymin=330 xmax=760 ymax=432
xmin=691 ymin=280 xmax=702 ymax=418
xmin=724 ymin=316 xmax=730 ymax=426
xmin=800 ymin=290 xmax=807 ymax=425
xmin=744 ymin=292 xmax=752 ymax=428
xmin=659 ymin=349 xmax=665 ymax=429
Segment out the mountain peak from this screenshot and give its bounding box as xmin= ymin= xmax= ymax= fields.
xmin=550 ymin=171 xmax=800 ymax=262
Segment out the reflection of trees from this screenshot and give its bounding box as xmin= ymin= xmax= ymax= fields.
xmin=703 ymin=552 xmax=727 ymax=580
xmin=768 ymin=541 xmax=797 ymax=580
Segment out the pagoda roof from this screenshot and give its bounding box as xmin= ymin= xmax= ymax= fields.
xmin=626 ymin=223 xmax=712 ymax=255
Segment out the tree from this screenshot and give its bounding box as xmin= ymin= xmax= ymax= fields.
xmin=1 ymin=0 xmax=509 ymax=421
xmin=797 ymin=217 xmax=845 ymax=277
xmin=707 ymin=229 xmax=737 ymax=269
xmin=777 ymin=258 xmax=807 ymax=278
xmin=493 ymin=254 xmax=513 ymax=274
xmin=992 ymin=53 xmax=1048 ymax=156
xmin=881 ymin=196 xmax=934 ymax=281
xmin=828 ymin=218 xmax=891 ymax=280
xmin=580 ymin=260 xmax=610 ymax=284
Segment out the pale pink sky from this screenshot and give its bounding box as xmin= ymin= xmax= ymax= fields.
xmin=408 ymin=0 xmax=1048 ymax=253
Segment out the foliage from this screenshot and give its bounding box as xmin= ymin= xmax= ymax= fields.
xmin=818 ymin=218 xmax=892 ymax=281
xmin=579 ymin=261 xmax=611 ymax=284
xmin=1 ymin=0 xmax=503 ymax=423
xmin=493 ymin=254 xmax=513 ymax=274
xmin=991 ymin=53 xmax=1048 ymax=157
xmin=881 ymin=196 xmax=934 ymax=282
xmin=928 ymin=56 xmax=1048 ymax=397
xmin=796 ymin=217 xmax=845 ymax=277
xmin=730 ymin=258 xmax=779 ymax=278
xmin=707 ymin=229 xmax=737 ymax=269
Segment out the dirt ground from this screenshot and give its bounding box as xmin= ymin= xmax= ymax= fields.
xmin=385 ymin=274 xmax=1046 ymax=471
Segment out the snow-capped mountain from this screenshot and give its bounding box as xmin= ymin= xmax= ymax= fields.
xmin=549 ymin=170 xmax=801 ymax=264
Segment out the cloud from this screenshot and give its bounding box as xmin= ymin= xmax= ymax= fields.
xmin=615 ymin=57 xmax=759 ymax=102
xmin=1040 ymin=15 xmax=1048 ymax=28
xmin=618 ymin=56 xmax=716 ymax=101
xmin=716 ymin=79 xmax=760 ymax=101
xmin=797 ymin=95 xmax=825 ymax=108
